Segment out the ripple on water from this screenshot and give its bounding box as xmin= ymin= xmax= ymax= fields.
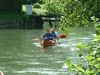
xmin=12 ymin=68 xmax=70 ymax=75
xmin=32 ymin=42 xmax=41 ymax=48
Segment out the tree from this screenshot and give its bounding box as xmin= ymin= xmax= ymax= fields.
xmin=21 ymin=0 xmax=41 ymax=4
xmin=60 ymin=0 xmax=98 ymax=29
xmin=42 ymin=0 xmax=63 ymax=15
xmin=0 ymin=0 xmax=22 ymax=12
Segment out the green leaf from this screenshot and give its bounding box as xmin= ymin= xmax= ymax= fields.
xmin=76 ymin=42 xmax=84 ymax=49
xmin=97 ymin=58 xmax=100 ymax=61
xmin=86 ymin=70 xmax=94 ymax=74
xmin=86 ymin=55 xmax=94 ymax=61
xmin=77 ymin=67 xmax=85 ymax=74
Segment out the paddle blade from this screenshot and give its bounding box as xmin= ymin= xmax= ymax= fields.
xmin=59 ymin=34 xmax=67 ymax=38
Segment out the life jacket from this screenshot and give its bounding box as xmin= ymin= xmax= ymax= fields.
xmin=42 ymin=32 xmax=53 ymax=41
xmin=51 ymin=31 xmax=57 ymax=38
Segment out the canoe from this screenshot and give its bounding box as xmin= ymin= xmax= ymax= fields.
xmin=40 ymin=39 xmax=56 ymax=47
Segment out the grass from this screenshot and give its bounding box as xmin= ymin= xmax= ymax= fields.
xmin=22 ymin=5 xmax=47 ymax=15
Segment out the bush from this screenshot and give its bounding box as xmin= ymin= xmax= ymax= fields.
xmin=64 ymin=17 xmax=100 ymax=75
xmin=33 ymin=3 xmax=41 ymax=8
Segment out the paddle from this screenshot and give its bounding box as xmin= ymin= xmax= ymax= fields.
xmin=56 ymin=34 xmax=68 ymax=44
xmin=32 ymin=36 xmax=40 ymax=42
xmin=59 ymin=34 xmax=67 ymax=39
xmin=56 ymin=38 xmax=60 ymax=45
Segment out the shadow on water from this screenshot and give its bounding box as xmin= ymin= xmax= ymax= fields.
xmin=0 ymin=27 xmax=95 ymax=75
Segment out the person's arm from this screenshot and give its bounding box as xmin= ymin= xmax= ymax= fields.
xmin=55 ymin=31 xmax=59 ymax=38
xmin=41 ymin=33 xmax=45 ymax=40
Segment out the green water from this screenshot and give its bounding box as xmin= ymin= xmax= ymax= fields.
xmin=0 ymin=27 xmax=95 ymax=75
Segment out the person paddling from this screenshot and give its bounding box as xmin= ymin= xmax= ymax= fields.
xmin=50 ymin=28 xmax=60 ymax=44
xmin=41 ymin=28 xmax=54 ymax=41
xmin=40 ymin=28 xmax=55 ymax=47
xmin=50 ymin=28 xmax=58 ymax=39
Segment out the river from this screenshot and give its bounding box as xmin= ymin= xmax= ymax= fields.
xmin=0 ymin=27 xmax=95 ymax=75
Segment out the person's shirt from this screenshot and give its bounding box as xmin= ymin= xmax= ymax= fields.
xmin=42 ymin=32 xmax=54 ymax=41
xmin=51 ymin=31 xmax=56 ymax=38
xmin=51 ymin=31 xmax=59 ymax=39
xmin=43 ymin=32 xmax=52 ymax=38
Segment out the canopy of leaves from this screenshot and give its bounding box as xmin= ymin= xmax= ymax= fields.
xmin=60 ymin=0 xmax=97 ymax=28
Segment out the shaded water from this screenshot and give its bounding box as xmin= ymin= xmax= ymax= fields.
xmin=0 ymin=27 xmax=95 ymax=75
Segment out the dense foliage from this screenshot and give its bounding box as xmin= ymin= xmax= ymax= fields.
xmin=41 ymin=0 xmax=64 ymax=15
xmin=0 ymin=0 xmax=21 ymax=12
xmin=65 ymin=18 xmax=100 ymax=75
xmin=21 ymin=0 xmax=43 ymax=4
xmin=60 ymin=0 xmax=98 ymax=31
